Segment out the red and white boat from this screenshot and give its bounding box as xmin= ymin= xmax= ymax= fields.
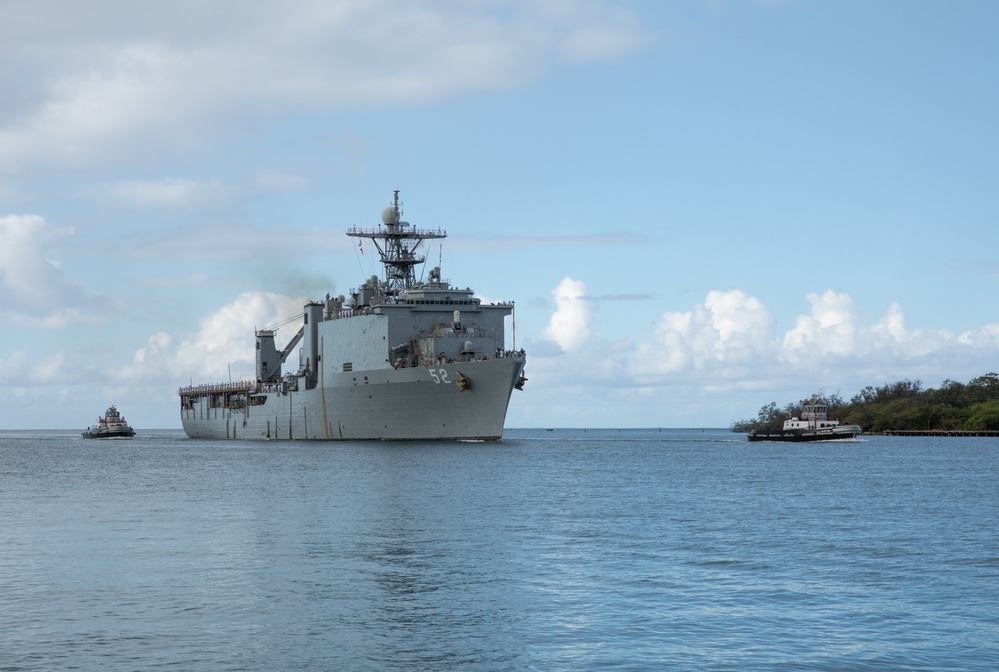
xmin=82 ymin=405 xmax=136 ymax=439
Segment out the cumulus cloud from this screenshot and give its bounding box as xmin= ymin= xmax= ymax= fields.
xmin=541 ymin=277 xmax=594 ymax=352
xmin=659 ymin=289 xmax=777 ymax=370
xmin=530 ymin=282 xmax=999 ymax=394
xmin=782 ymin=289 xmax=860 ymax=363
xmin=957 ymin=323 xmax=999 ymax=350
xmin=870 ymin=302 xmax=952 ymax=357
xmin=118 ymin=291 xmax=306 ymax=384
xmin=0 ymin=214 xmax=108 ymax=327
xmin=616 ymin=289 xmax=778 ymax=385
xmin=776 ymin=290 xmax=977 ymax=376
xmin=0 ymin=0 xmax=653 ymax=173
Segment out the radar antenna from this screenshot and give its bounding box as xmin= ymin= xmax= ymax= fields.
xmin=346 ymin=191 xmax=447 ymax=294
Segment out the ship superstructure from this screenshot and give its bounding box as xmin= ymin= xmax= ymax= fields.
xmin=179 ymin=192 xmax=526 ymax=440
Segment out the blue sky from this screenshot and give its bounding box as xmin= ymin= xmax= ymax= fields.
xmin=2 ymin=0 xmax=998 ymax=429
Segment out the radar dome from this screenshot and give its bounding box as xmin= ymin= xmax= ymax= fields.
xmin=381 ymin=206 xmax=400 ymax=225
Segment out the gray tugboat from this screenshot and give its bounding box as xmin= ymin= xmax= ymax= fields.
xmin=179 ymin=191 xmax=527 ymax=441
xmin=747 ymin=402 xmax=862 ymax=442
xmin=83 ymin=404 xmax=136 ymax=438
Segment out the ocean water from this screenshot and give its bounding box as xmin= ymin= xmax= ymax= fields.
xmin=1 ymin=428 xmax=996 ymax=671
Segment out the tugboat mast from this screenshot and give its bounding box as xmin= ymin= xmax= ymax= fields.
xmin=346 ymin=190 xmax=447 ymax=294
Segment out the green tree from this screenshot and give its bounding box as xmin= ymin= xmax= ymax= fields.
xmin=968 ymin=373 xmax=999 ymax=403
xmin=730 ymin=402 xmax=783 ymax=432
xmin=964 ymin=399 xmax=999 ymax=430
xmin=735 ymin=373 xmax=999 ymax=433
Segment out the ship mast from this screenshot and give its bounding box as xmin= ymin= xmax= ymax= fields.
xmin=346 ymin=190 xmax=447 ymax=294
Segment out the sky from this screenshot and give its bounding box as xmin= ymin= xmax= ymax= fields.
xmin=2 ymin=0 xmax=998 ymax=430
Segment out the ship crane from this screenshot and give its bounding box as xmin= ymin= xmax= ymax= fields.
xmin=255 ymin=325 xmax=304 ymax=383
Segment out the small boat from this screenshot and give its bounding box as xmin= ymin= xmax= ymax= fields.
xmin=747 ymin=403 xmax=861 ymax=442
xmin=82 ymin=405 xmax=136 ymax=439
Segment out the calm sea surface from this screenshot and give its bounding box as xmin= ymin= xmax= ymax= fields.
xmin=1 ymin=428 xmax=996 ymax=671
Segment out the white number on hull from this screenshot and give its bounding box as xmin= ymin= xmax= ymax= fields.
xmin=429 ymin=369 xmax=451 ymax=384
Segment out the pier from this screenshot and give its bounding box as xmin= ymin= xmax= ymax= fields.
xmin=881 ymin=429 xmax=999 ymax=437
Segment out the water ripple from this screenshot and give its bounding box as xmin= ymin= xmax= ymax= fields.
xmin=0 ymin=429 xmax=996 ymax=670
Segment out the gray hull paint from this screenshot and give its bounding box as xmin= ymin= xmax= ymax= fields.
xmin=181 ymin=355 xmax=525 ymax=441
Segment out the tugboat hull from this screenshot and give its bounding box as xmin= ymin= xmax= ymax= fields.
xmin=747 ymin=425 xmax=861 ymax=442
xmin=82 ymin=428 xmax=137 ymax=439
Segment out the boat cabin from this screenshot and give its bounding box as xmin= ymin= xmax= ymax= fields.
xmin=783 ymin=403 xmax=840 ymax=430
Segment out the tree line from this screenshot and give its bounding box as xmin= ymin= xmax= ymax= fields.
xmin=730 ymin=373 xmax=999 ymax=433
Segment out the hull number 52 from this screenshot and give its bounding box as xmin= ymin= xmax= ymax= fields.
xmin=429 ymin=369 xmax=451 ymax=384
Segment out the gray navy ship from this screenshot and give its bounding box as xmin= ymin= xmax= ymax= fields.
xmin=179 ymin=191 xmax=527 ymax=440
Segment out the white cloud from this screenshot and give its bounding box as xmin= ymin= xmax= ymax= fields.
xmin=104 ymin=178 xmax=231 ymax=208
xmin=0 ymin=0 xmax=652 ymax=173
xmin=869 ymin=302 xmax=951 ymax=358
xmin=957 ymin=323 xmax=999 ymax=350
xmin=782 ymin=289 xmax=860 ymax=363
xmin=0 ymin=214 xmax=108 ymax=327
xmin=530 ymin=282 xmax=999 ymax=394
xmin=541 ymin=276 xmax=593 ymax=352
xmin=624 ymin=289 xmax=778 ymax=380
xmin=0 ymin=349 xmax=98 ymax=387
xmin=118 ymin=291 xmax=306 ymax=384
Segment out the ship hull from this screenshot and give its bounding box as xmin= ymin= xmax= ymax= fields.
xmin=747 ymin=424 xmax=862 ymax=442
xmin=82 ymin=428 xmax=136 ymax=439
xmin=181 ymin=355 xmax=525 ymax=441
